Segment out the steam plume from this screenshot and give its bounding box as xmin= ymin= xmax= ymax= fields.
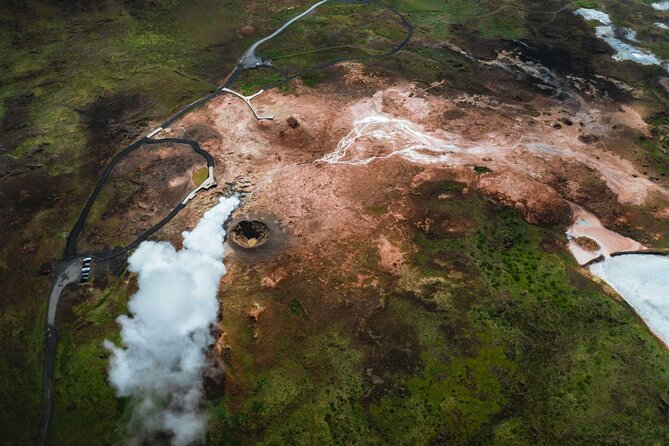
xmin=104 ymin=196 xmax=239 ymax=445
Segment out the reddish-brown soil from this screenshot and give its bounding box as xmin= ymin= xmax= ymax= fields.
xmin=158 ymin=65 xmax=668 ymax=254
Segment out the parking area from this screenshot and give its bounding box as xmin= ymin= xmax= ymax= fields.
xmin=79 ymin=256 xmax=92 ymax=283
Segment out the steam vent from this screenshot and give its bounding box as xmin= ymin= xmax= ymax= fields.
xmin=230 ymin=220 xmax=271 ymax=249
xmin=226 ymin=215 xmax=285 ymax=263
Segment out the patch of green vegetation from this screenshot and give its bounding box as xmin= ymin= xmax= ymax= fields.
xmin=366 ymin=204 xmax=387 ymax=216
xmin=249 ymin=2 xmax=409 ymax=80
xmin=213 ymin=187 xmax=669 ymax=445
xmin=0 ymin=290 xmax=45 ymax=443
xmin=649 ymin=113 xmax=669 ymax=127
xmin=645 ymin=40 xmax=669 ymax=60
xmin=474 ymin=165 xmax=492 ymax=174
xmin=192 ymin=166 xmax=210 ymax=187
xmin=390 ymin=0 xmax=526 ymax=41
xmin=234 ymin=69 xmax=286 ymax=96
xmin=442 ymin=181 xmax=465 ymax=192
xmin=50 ymin=339 xmax=122 ymax=445
xmin=380 ymin=45 xmax=478 ymax=94
xmin=638 ymin=112 xmax=669 ymax=177
xmin=49 ymin=272 xmax=131 ymax=445
xmin=300 ymin=69 xmax=330 ymax=88
xmin=574 ymin=1 xmax=600 ymax=8
xmin=210 ymin=328 xmax=374 ymax=445
xmin=288 ymin=299 xmax=309 ymax=319
xmin=638 ymin=136 xmax=669 ymax=176
xmin=369 ymin=297 xmax=515 ymax=444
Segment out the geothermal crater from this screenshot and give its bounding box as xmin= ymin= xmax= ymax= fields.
xmin=230 ymin=220 xmax=271 ymax=249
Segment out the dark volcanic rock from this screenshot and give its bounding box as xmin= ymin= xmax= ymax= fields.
xmin=82 ymin=92 xmax=145 ymax=150
xmin=1 ymin=92 xmax=36 ymax=151
xmin=579 ymin=134 xmax=599 ymax=144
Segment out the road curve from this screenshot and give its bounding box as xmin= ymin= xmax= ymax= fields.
xmin=64 ymin=138 xmax=214 ymax=261
xmin=240 ymin=0 xmax=329 ymax=69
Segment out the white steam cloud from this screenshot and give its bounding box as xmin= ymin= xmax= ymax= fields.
xmin=104 ymin=196 xmax=239 ymax=445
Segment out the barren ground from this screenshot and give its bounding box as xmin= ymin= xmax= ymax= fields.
xmin=163 ymin=64 xmax=669 ymax=258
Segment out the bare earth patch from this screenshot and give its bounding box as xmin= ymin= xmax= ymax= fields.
xmin=166 ymin=71 xmax=668 ymax=259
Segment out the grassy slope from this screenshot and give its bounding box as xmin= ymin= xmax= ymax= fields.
xmin=213 ymin=183 xmax=669 ymax=445
xmin=48 ymin=271 xmax=130 ymax=446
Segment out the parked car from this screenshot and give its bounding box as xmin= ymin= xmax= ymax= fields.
xmin=82 ymin=256 xmax=92 ymax=263
xmin=80 ymin=275 xmax=89 ymax=283
xmin=81 ymin=267 xmax=90 ymax=273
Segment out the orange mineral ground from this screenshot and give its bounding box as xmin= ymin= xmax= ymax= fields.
xmin=161 ymin=66 xmax=668 ymax=263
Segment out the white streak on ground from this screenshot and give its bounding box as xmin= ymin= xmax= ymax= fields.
xmin=318 ymin=110 xmax=668 ymax=205
xmin=319 ymin=115 xmax=493 ymax=166
xmin=574 ymin=8 xmax=668 ymax=71
xmin=574 ymin=8 xmax=612 ymax=25
xmin=652 ymin=2 xmax=669 ymax=12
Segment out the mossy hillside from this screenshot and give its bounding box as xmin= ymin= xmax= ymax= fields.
xmin=389 ymin=0 xmax=526 ymax=41
xmin=212 ymin=328 xmax=374 ymax=445
xmin=638 ymin=112 xmax=669 ymax=178
xmin=232 ymin=1 xmax=411 ymax=91
xmin=0 ymin=285 xmax=48 ymax=444
xmin=48 ymin=271 xmax=131 ymax=445
xmin=0 ymin=0 xmax=325 ymax=172
xmin=3 ymin=9 xmax=207 ymax=168
xmin=387 ymin=185 xmax=669 ymax=443
xmin=368 ymin=298 xmax=516 ymax=445
xmin=210 ymin=185 xmax=669 ymax=445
